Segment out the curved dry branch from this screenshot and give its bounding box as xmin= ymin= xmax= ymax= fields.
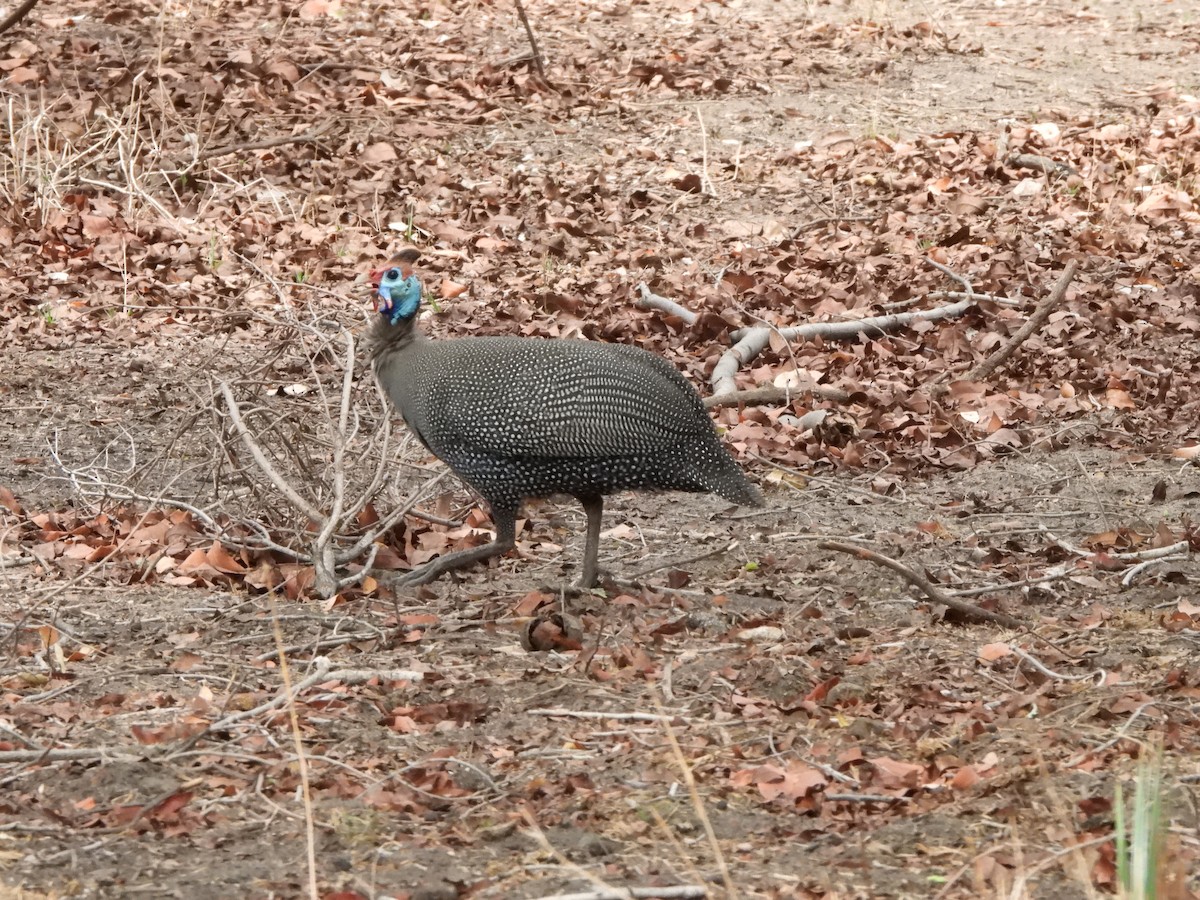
xmin=819 ymin=540 xmax=1024 ymax=629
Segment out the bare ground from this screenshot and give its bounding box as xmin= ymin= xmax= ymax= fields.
xmin=2 ymin=0 xmax=1199 ymax=898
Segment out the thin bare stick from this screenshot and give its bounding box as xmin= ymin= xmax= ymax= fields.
xmin=790 ymin=213 xmax=877 ymax=237
xmin=1007 ymin=153 xmax=1079 ymax=177
xmin=658 ymin=695 xmax=737 ymax=899
xmin=204 ymin=659 xmax=423 ymax=735
xmin=530 ymin=888 xmax=707 ymax=900
xmin=528 ymin=708 xmax=683 ymax=722
xmin=219 ymin=381 xmax=322 ymax=523
xmin=818 ymin=540 xmax=1024 ymax=629
xmin=268 ymin=608 xmax=319 ymax=900
xmin=1010 ymin=646 xmax=1105 ymax=684
xmin=924 ymin=257 xmax=978 ymax=295
xmin=194 ymin=127 xmax=329 ymax=163
xmin=704 ymin=383 xmax=851 ymax=408
xmin=311 ymin=332 xmax=357 ymax=592
xmin=695 ymin=106 xmax=717 ymax=198
xmin=0 ymin=0 xmax=37 ymax=36
xmin=624 ymin=542 xmax=739 ymax=579
xmin=512 ymin=0 xmax=548 ymax=81
xmin=336 ymin=470 xmax=450 ymax=563
xmin=961 ymin=261 xmax=1077 ymax=384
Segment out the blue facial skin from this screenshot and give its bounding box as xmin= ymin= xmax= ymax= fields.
xmin=378 ymin=268 xmax=422 ymax=325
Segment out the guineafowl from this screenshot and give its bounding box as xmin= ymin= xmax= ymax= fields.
xmin=369 ymin=249 xmax=763 ymax=588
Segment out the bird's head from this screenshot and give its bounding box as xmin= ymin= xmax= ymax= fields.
xmin=370 ymin=248 xmax=423 ymax=325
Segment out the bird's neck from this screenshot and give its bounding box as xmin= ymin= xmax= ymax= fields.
xmin=370 ymin=310 xmax=422 ymax=348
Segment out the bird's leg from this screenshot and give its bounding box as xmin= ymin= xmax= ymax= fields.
xmin=390 ymin=505 xmax=517 ymax=587
xmin=577 ymin=495 xmax=604 ymax=589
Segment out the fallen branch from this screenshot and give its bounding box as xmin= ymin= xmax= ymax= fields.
xmin=818 ymin=540 xmax=1024 ymax=629
xmin=528 ymin=708 xmax=682 ymax=722
xmin=1008 ymin=153 xmax=1079 ymax=178
xmin=726 ymin=299 xmax=976 ymax=344
xmin=1120 ymin=555 xmax=1188 ymax=588
xmin=530 ymin=885 xmax=707 ymax=900
xmin=710 ymin=328 xmax=770 ymax=397
xmin=194 ymin=126 xmax=330 ymax=163
xmin=0 ymin=0 xmax=38 ymax=37
xmin=635 ymin=282 xmax=975 ymax=398
xmin=935 ymin=261 xmax=1077 ymax=394
xmin=704 ymin=383 xmax=851 ymax=409
xmin=1011 ymin=647 xmax=1105 ymax=685
xmin=712 ymin=301 xmax=974 ymax=396
xmin=634 ymin=283 xmax=697 ymax=324
xmin=924 ymin=289 xmax=1020 ymax=307
xmin=1042 ymin=530 xmax=1187 ymax=564
xmin=791 ymin=213 xmax=877 ymax=237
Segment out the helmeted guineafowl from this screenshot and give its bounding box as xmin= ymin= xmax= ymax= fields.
xmin=369 ymin=249 xmax=763 ymax=587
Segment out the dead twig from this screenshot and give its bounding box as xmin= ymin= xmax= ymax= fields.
xmin=704 ymin=383 xmax=851 ymax=409
xmin=657 ymin=695 xmax=737 ymax=900
xmin=219 ymin=380 xmax=323 ymax=524
xmin=790 ymin=213 xmax=877 ymax=238
xmin=190 ymin=658 xmax=424 ymax=740
xmin=818 ymin=540 xmax=1024 ymax=629
xmin=1010 ymin=646 xmax=1105 ymax=685
xmin=512 ymin=0 xmax=549 ymax=82
xmin=0 ymin=0 xmax=38 ymax=37
xmin=951 ymin=261 xmax=1078 ymax=388
xmin=1007 ymin=152 xmax=1079 ymax=178
xmin=194 ymin=126 xmax=330 ymax=163
xmin=528 ymin=708 xmax=683 ymax=722
xmin=210 ymin=274 xmax=455 ymax=599
xmin=497 ymin=889 xmax=706 ymax=900
xmin=623 ymin=542 xmax=739 ymax=580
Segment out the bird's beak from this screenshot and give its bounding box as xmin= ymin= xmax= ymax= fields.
xmin=369 ymin=268 xmax=384 ymax=286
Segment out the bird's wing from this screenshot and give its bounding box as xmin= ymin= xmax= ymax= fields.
xmin=424 ymin=339 xmax=712 ymax=459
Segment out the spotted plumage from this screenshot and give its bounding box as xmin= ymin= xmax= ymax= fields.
xmin=369 ymin=249 xmax=763 ymax=587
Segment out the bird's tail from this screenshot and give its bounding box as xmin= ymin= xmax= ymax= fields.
xmin=695 ymin=450 xmax=765 ymax=507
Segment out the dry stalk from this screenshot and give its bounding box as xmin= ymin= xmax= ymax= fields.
xmin=267 ymin=606 xmax=319 ymax=900
xmin=657 ymin=694 xmax=737 ymax=899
